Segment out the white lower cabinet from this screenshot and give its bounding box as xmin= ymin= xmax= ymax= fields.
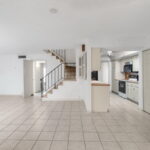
xmin=112 ymin=79 xmax=118 ymax=93
xmin=127 ymin=82 xmax=139 ymax=103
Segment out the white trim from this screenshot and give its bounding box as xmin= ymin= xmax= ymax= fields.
xmin=138 ymin=51 xmax=144 ymax=110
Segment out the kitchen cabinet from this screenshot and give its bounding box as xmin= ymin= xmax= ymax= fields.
xmin=92 ymin=82 xmax=110 ymax=112
xmin=119 ymin=55 xmax=139 ymax=72
xmin=127 ymin=82 xmax=139 ymax=103
xmin=112 ymin=79 xmax=118 ymax=93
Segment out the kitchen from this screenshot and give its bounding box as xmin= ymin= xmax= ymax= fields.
xmin=100 ymin=50 xmax=140 ymax=104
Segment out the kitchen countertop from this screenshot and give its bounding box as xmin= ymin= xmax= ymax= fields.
xmin=115 ymin=79 xmax=138 ymax=84
xmin=91 ymin=81 xmax=110 ymax=86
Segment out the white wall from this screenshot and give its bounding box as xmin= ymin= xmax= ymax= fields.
xmin=111 ymin=51 xmax=138 ymax=60
xmin=0 ymin=53 xmax=60 ymax=95
xmin=0 ymin=55 xmax=23 ymax=95
xmin=23 ymin=60 xmax=34 ymax=97
xmin=27 ymin=53 xmax=60 ymax=73
xmin=139 ymin=51 xmax=144 ymax=110
xmin=45 ymin=81 xmax=80 ymax=101
xmin=99 ymin=62 xmax=109 ymax=83
xmin=65 ymin=49 xmax=76 ymax=63
xmin=112 ymin=60 xmax=124 ymax=80
xmin=76 ymin=45 xmax=92 ymax=112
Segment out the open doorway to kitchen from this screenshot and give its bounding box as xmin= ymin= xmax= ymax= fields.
xmin=23 ymin=60 xmax=46 ymax=98
xmin=100 ymin=50 xmax=140 ymax=105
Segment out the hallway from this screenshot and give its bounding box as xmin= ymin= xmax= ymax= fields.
xmin=0 ymin=94 xmax=150 ymax=150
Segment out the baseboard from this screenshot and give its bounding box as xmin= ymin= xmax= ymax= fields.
xmin=0 ymin=94 xmax=22 ymax=97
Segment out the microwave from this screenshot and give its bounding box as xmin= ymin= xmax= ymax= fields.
xmin=124 ymin=64 xmax=133 ymax=73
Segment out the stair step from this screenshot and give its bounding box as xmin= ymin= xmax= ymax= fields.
xmin=42 ymin=94 xmax=48 ymax=98
xmin=54 ymin=85 xmax=58 ymax=89
xmin=58 ymin=82 xmax=63 ymax=86
xmin=48 ymin=90 xmax=53 ymax=94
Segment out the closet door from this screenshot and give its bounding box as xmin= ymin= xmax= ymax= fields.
xmin=143 ymin=50 xmax=150 ymax=113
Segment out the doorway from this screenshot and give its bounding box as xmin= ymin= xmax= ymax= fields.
xmin=23 ymin=60 xmax=34 ymax=98
xmin=23 ymin=60 xmax=46 ymax=98
xmin=143 ymin=50 xmax=150 ymax=113
xmin=33 ymin=61 xmax=46 ymax=96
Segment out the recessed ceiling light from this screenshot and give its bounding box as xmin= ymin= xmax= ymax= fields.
xmin=107 ymin=51 xmax=112 ymax=56
xmin=49 ymin=8 xmax=58 ymax=14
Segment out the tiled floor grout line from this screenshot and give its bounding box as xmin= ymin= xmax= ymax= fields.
xmin=48 ymin=102 xmax=66 ymax=150
xmin=92 ymin=115 xmax=105 ymax=150
xmin=12 ymin=103 xmax=52 ymax=150
xmin=109 ymin=98 xmax=144 ymax=150
xmin=108 ymin=97 xmax=149 ymax=150
xmin=81 ymin=111 xmax=87 ymax=150
xmin=0 ymin=103 xmax=43 ymax=148
xmin=67 ymin=102 xmax=72 ymax=150
xmin=0 ymin=96 xmax=150 ymax=150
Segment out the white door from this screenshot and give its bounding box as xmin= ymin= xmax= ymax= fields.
xmin=23 ymin=60 xmax=34 ymax=98
xmin=143 ymin=50 xmax=150 ymax=113
xmin=34 ymin=62 xmax=45 ymax=93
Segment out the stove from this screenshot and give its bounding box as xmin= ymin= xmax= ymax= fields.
xmin=118 ymin=80 xmax=127 ymax=98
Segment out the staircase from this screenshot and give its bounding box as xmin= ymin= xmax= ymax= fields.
xmin=41 ymin=49 xmax=76 ymax=97
xmin=44 ymin=49 xmax=66 ymax=62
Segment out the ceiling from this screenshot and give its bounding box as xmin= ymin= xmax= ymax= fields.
xmin=0 ymin=0 xmax=150 ymax=54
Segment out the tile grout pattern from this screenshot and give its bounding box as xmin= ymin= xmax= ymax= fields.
xmin=0 ymin=94 xmax=150 ymax=150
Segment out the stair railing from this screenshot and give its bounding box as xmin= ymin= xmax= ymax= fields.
xmin=40 ymin=62 xmax=76 ymax=97
xmin=40 ymin=63 xmax=64 ymax=97
xmin=51 ymin=49 xmax=66 ymax=62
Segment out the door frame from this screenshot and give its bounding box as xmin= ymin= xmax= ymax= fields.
xmin=23 ymin=60 xmax=34 ymax=98
xmin=142 ymin=49 xmax=150 ymax=113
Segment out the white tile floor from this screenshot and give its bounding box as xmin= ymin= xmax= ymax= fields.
xmin=0 ymin=94 xmax=150 ymax=150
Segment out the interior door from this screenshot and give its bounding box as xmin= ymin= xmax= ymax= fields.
xmin=23 ymin=60 xmax=34 ymax=98
xmin=143 ymin=50 xmax=150 ymax=113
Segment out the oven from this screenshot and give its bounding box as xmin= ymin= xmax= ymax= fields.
xmin=119 ymin=80 xmax=127 ymax=98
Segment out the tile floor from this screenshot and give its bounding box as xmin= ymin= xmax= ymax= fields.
xmin=0 ymin=94 xmax=150 ymax=150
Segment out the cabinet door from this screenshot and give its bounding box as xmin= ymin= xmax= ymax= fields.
xmin=126 ymin=83 xmax=129 ymax=98
xmin=127 ymin=83 xmax=132 ymax=99
xmin=112 ymin=80 xmax=118 ymax=93
xmin=134 ymin=86 xmax=139 ymax=102
xmin=115 ymin=80 xmax=118 ymax=93
xmin=132 ymin=86 xmax=136 ymax=101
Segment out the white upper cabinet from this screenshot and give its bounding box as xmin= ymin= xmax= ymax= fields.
xmin=91 ymin=48 xmax=101 ymax=71
xmin=119 ymin=55 xmax=139 ymax=72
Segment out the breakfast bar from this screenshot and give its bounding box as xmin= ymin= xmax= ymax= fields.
xmin=91 ymin=81 xmax=110 ymax=112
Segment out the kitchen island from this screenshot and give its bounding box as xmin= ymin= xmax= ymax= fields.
xmin=91 ymin=81 xmax=110 ymax=112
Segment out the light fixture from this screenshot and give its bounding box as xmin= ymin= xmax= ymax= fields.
xmin=107 ymin=51 xmax=112 ymax=56
xmin=49 ymin=8 xmax=58 ymax=14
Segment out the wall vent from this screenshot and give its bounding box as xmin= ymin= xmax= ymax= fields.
xmin=18 ymin=55 xmax=27 ymax=59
